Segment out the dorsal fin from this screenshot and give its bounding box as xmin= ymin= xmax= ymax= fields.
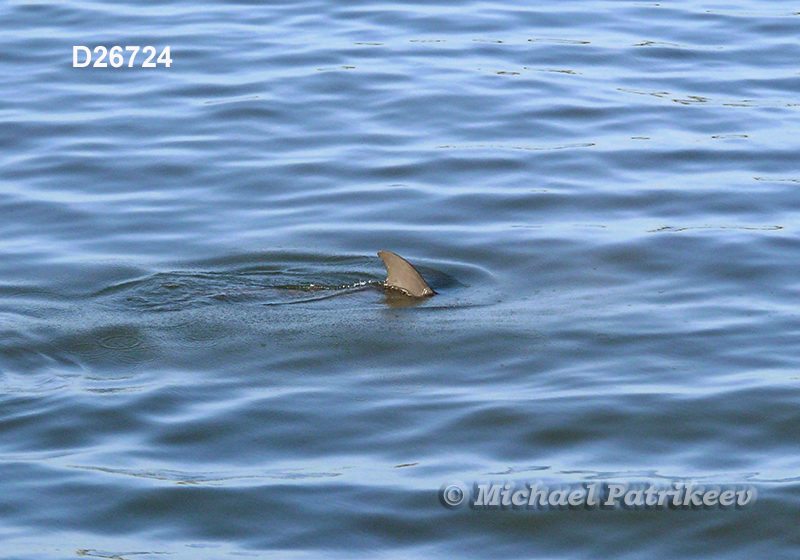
xmin=377 ymin=251 xmax=436 ymax=297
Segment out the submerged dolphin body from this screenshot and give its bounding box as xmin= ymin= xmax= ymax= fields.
xmin=378 ymin=251 xmax=436 ymax=297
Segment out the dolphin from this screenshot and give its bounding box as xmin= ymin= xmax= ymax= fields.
xmin=378 ymin=251 xmax=436 ymax=297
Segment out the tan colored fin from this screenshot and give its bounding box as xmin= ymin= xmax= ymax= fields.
xmin=377 ymin=251 xmax=436 ymax=297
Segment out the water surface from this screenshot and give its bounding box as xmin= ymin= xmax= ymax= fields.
xmin=1 ymin=0 xmax=800 ymax=558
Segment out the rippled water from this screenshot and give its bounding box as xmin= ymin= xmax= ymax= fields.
xmin=2 ymin=0 xmax=800 ymax=558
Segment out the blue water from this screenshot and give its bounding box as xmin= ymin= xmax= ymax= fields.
xmin=2 ymin=0 xmax=800 ymax=558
